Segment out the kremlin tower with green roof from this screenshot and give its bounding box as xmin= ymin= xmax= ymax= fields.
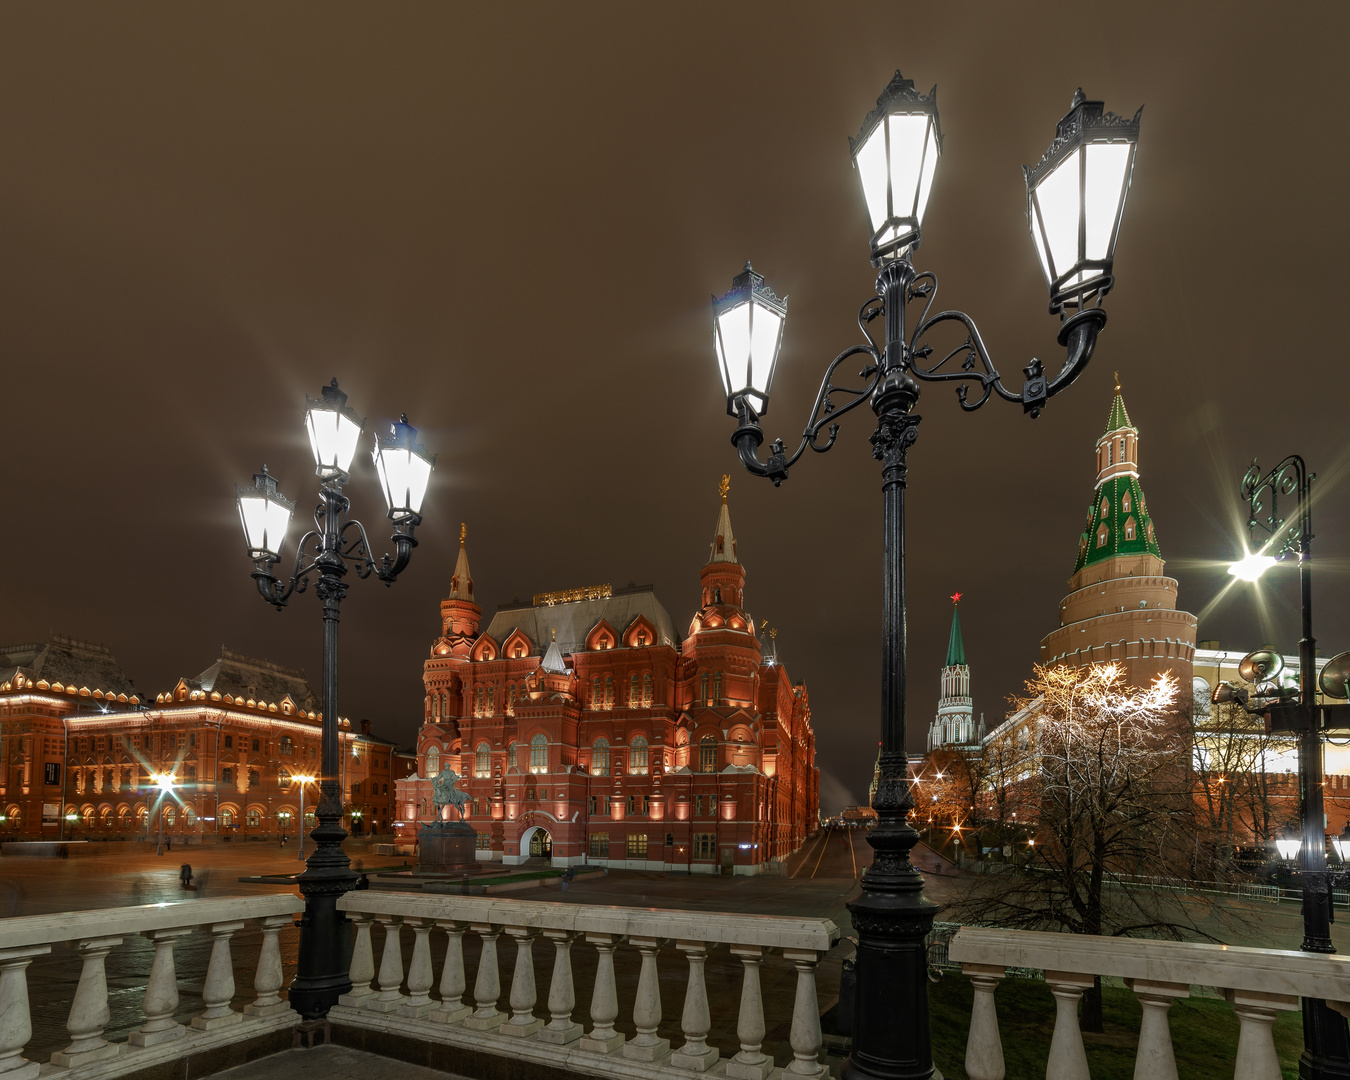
xmin=1039 ymin=381 xmax=1197 ymax=689
xmin=927 ymin=593 xmax=982 ymax=750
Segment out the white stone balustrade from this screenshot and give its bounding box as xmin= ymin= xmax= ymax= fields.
xmin=949 ymin=926 xmax=1350 ymax=1080
xmin=0 ymin=896 xmax=301 ymax=1080
xmin=332 ymin=892 xmax=840 ymax=1080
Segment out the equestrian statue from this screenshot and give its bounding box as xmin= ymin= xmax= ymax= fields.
xmin=431 ymin=767 xmax=470 ymax=823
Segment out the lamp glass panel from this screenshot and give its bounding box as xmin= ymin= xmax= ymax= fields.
xmin=855 ymin=125 xmax=889 ymax=232
xmin=238 ymin=494 xmax=290 ymax=557
xmin=1275 ymin=837 xmax=1302 ymax=861
xmin=374 ymin=445 xmax=433 ymax=515
xmin=714 ymin=330 xmax=732 ymax=398
xmin=915 ymin=121 xmax=939 ymax=224
xmin=717 ymin=302 xmax=752 ymax=396
xmin=748 ymin=302 xmax=782 ymax=396
xmin=1084 ymin=142 xmax=1131 ymax=261
xmin=1035 ymin=147 xmax=1082 ymax=280
xmin=1029 ymin=212 xmax=1052 ymax=283
xmin=886 ymin=113 xmax=929 ymax=219
xmin=305 ymin=407 xmax=362 ymax=473
xmin=1334 ymin=837 xmax=1350 ymax=862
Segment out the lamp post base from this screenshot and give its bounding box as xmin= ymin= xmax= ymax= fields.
xmin=289 ymin=813 xmax=358 ymax=1020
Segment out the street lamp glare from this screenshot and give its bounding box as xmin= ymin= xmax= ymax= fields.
xmin=155 ymin=774 xmax=175 ymax=792
xmin=1228 ymin=551 xmax=1278 ymax=583
xmin=372 ymin=415 xmax=435 ymax=522
xmin=236 ymin=466 xmax=295 ymax=561
xmin=304 ymin=378 xmax=366 ymax=479
xmin=1024 ymin=89 xmax=1141 ymax=314
xmin=713 ymin=263 xmax=787 ymax=418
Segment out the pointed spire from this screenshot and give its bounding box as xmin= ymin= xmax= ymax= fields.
xmin=709 ymin=474 xmax=738 ymax=564
xmin=449 ymin=521 xmax=473 ymax=600
xmin=945 ymin=593 xmax=967 ymax=667
xmin=1103 ymin=373 xmax=1134 ymax=435
xmin=542 ymin=628 xmax=567 ymax=674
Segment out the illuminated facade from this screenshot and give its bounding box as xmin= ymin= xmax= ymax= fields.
xmin=0 ymin=638 xmax=397 ymax=841
xmin=396 ymin=486 xmax=820 ymax=873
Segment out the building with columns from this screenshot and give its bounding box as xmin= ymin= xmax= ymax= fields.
xmin=396 ymin=484 xmax=820 ymax=874
xmin=0 ymin=638 xmax=397 ymax=841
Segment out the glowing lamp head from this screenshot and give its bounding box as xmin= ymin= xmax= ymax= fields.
xmin=1275 ymin=835 xmax=1302 ymax=863
xmin=850 ymin=70 xmax=942 ymax=265
xmin=236 ymin=466 xmax=295 ymax=561
xmin=155 ymin=774 xmax=175 ymax=792
xmin=1238 ymin=649 xmax=1284 ymax=685
xmin=1024 ymin=89 xmax=1141 ymax=314
xmin=372 ymin=414 xmax=435 ymax=522
xmin=1228 ymin=551 xmax=1278 ymax=583
xmin=1332 ymin=826 xmax=1350 ymax=864
xmin=305 ymin=378 xmax=365 ymax=479
xmin=713 ymin=262 xmax=787 ymax=418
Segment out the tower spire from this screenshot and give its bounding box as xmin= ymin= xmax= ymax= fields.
xmin=709 ymin=474 xmax=738 ymax=564
xmin=449 ymin=521 xmax=474 ymax=600
xmin=945 ymin=593 xmax=966 ymax=667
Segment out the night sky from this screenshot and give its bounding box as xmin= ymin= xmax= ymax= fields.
xmin=3 ymin=6 xmax=1347 ymax=812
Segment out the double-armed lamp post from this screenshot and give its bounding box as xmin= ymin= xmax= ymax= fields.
xmin=235 ymin=378 xmax=434 ymax=1020
xmin=711 ymin=72 xmax=1140 ymax=1080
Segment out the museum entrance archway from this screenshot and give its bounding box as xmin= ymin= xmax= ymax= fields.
xmin=521 ymin=825 xmax=553 ymax=859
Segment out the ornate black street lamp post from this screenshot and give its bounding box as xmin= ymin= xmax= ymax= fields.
xmin=235 ymin=378 xmax=433 ymax=1020
xmin=1221 ymin=456 xmax=1350 ymax=1080
xmin=711 ymin=73 xmax=1141 ymax=1080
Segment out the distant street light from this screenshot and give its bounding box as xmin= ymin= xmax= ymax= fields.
xmin=235 ymin=378 xmax=433 ymax=1020
xmin=1227 ymin=549 xmax=1278 ymax=583
xmin=711 ymin=73 xmax=1140 ymax=1080
xmin=153 ymin=773 xmax=175 ymax=856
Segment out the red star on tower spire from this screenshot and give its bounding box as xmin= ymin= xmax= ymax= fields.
xmin=950 ymin=591 xmax=963 ymax=605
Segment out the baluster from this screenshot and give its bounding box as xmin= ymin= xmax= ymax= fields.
xmin=1125 ymin=979 xmax=1187 ymax=1080
xmin=1043 ymin=971 xmax=1094 ymax=1080
xmin=726 ymin=945 xmax=771 ymax=1080
xmin=538 ymin=930 xmax=582 ymax=1045
xmin=49 ymin=937 xmax=119 ymax=1067
xmin=431 ymin=921 xmax=471 ymax=1025
xmin=623 ymin=935 xmax=669 ymax=1062
xmin=1226 ymin=989 xmax=1299 ymax=1080
xmin=0 ymin=945 xmax=51 ymax=1080
xmin=192 ymin=921 xmax=245 ymax=1031
xmin=337 ymin=912 xmax=376 ymax=1009
xmin=671 ymin=940 xmax=718 ymax=1071
xmin=783 ymin=948 xmax=827 ymax=1079
xmin=501 ymin=927 xmax=543 ymax=1037
xmin=368 ymin=916 xmax=407 ymax=1013
xmin=962 ymin=963 xmax=1006 ymax=1080
xmin=463 ymin=922 xmax=504 ymax=1030
xmin=245 ymin=915 xmax=293 ymax=1019
xmin=129 ymin=928 xmax=193 ymax=1046
xmin=578 ymin=932 xmax=625 ymax=1053
xmin=398 ymin=919 xmax=435 ymax=1019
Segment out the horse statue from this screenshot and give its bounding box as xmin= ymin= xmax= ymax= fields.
xmin=431 ymin=768 xmax=470 ymax=823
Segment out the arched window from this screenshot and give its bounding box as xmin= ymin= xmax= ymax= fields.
xmin=1096 ymin=524 xmax=1109 ymax=548
xmin=184 ymin=806 xmax=196 ymax=827
xmin=1107 ymin=442 xmax=1113 ymax=465
xmin=220 ymin=808 xmax=234 ymax=827
xmin=700 ymin=672 xmax=709 ymax=704
xmin=486 ymin=685 xmax=495 ymax=715
xmin=247 ymin=808 xmax=261 ymax=828
xmin=475 ymin=742 xmax=491 ymax=779
xmin=1124 ymin=515 xmax=1137 ymax=541
xmin=592 ymin=677 xmax=602 ymax=710
xmin=508 ymin=742 xmax=520 ymax=769
xmin=1122 ymin=492 xmax=1131 ymax=513
xmin=643 ymin=672 xmax=652 ymax=707
xmin=629 ymin=673 xmax=639 ymax=707
xmin=1101 ymin=497 xmax=1109 ymax=516
xmin=441 ymin=691 xmax=450 ymax=718
xmin=507 ymin=684 xmax=516 ymax=716
xmin=1120 ymin=437 xmax=1126 ymax=458
xmin=280 ymin=736 xmax=293 ymax=755
xmin=630 ymin=736 xmax=649 ymax=774
xmin=279 ymin=769 xmax=292 ymax=790
xmin=604 ymin=676 xmax=614 ymax=710
xmin=530 ymin=733 xmax=548 ymax=774
xmin=248 ymin=769 xmax=260 ymax=789
xmin=699 ymin=735 xmax=717 ymax=773
xmin=425 ymin=745 xmax=440 ymax=778
xmin=593 ymin=738 xmax=610 ymax=776
xmin=433 ymin=695 xmax=440 ymax=719
xmin=712 ymin=671 xmax=722 ymax=703
xmin=475 ymin=687 xmax=484 ymax=717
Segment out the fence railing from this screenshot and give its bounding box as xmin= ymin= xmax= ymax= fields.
xmin=332 ymin=891 xmax=840 ymax=1078
xmin=0 ymin=895 xmax=302 ymax=1080
xmin=949 ymin=926 xmax=1350 ymax=1080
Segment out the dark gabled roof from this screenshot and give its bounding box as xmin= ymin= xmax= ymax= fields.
xmin=485 ymin=584 xmax=680 ymax=659
xmin=194 ymin=647 xmax=319 ymax=711
xmin=0 ymin=633 xmax=140 ymax=696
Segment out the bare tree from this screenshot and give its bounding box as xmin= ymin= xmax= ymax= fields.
xmin=949 ymin=662 xmax=1238 ymax=1031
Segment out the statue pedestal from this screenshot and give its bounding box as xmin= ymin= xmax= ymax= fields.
xmin=418 ymin=820 xmax=480 ymax=873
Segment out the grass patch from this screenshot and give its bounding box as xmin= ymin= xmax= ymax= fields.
xmin=929 ymin=973 xmax=1302 ymax=1080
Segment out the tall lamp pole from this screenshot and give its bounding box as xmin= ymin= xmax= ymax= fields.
xmin=1224 ymin=456 xmax=1350 ymax=1080
xmin=710 ymin=73 xmax=1140 ymax=1080
xmin=295 ymin=775 xmax=315 ymax=862
xmin=235 ymin=379 xmax=434 ymax=1020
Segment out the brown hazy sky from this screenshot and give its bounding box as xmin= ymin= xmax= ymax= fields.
xmin=3 ymin=5 xmax=1347 ymax=812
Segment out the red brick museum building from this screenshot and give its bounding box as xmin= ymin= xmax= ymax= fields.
xmin=395 ymin=485 xmax=820 ymax=873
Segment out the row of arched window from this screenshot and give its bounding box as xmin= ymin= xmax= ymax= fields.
xmin=589 ymin=672 xmax=654 ymax=711
xmin=698 ymin=671 xmax=723 ymax=706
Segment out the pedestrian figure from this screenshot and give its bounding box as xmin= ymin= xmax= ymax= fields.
xmin=166 ymin=836 xmax=171 ymax=852
xmin=180 ymin=864 xmax=192 ymax=888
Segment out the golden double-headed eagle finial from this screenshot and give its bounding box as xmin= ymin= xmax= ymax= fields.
xmin=1114 ymin=371 xmax=1121 ymax=393
xmin=459 ymin=522 xmax=467 ymax=545
xmin=719 ymin=474 xmax=730 ymax=503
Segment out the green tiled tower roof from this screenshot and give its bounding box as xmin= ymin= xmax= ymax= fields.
xmin=945 ymin=599 xmax=967 ymax=667
xmin=1103 ymin=387 xmax=1132 ymax=435
xmin=1073 ymin=386 xmax=1161 ymax=573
